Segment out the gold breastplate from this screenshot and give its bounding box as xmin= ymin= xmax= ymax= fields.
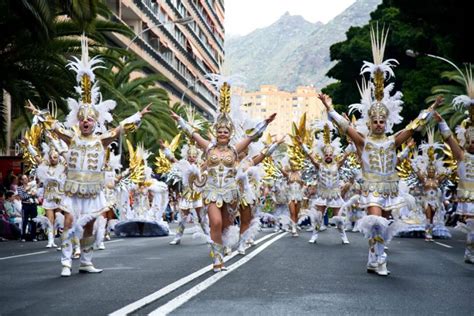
xmin=424 ymin=177 xmax=438 ymax=190
xmin=207 ymin=146 xmax=236 ymax=168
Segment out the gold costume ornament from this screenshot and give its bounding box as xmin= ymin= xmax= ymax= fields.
xmin=213 ymin=82 xmax=235 ymax=136
xmin=154 ymin=133 xmax=181 ymax=174
xmin=126 ymin=139 xmax=146 ymax=185
xmin=288 ymin=113 xmax=312 ymax=170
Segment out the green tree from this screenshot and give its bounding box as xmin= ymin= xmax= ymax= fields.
xmin=0 ymin=0 xmax=132 ymax=150
xmin=96 ymin=52 xmax=178 ymax=154
xmin=322 ymin=0 xmax=471 ymax=128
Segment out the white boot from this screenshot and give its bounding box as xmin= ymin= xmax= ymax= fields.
xmin=210 ymin=243 xmax=227 ymax=272
xmin=60 ymin=230 xmax=73 ymax=274
xmin=291 ymin=223 xmax=299 ymax=237
xmin=341 ymin=232 xmax=350 ymax=244
xmin=237 ymin=239 xmax=246 ymax=255
xmin=61 ymin=266 xmax=71 ymax=277
xmin=366 ymin=248 xmax=378 ymax=273
xmin=425 ymin=224 xmax=434 ymax=242
xmin=46 ymin=231 xmax=57 ymax=248
xmin=308 ymin=232 xmax=318 ymax=244
xmin=170 ymin=219 xmax=185 ymax=245
xmin=97 ymin=241 xmax=106 ymax=250
xmin=79 ymin=236 xmax=102 ymax=274
xmin=169 ymin=234 xmax=182 ymax=245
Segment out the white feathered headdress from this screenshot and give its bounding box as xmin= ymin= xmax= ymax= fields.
xmin=65 ymin=35 xmax=116 ymax=133
xmin=311 ymin=120 xmax=342 ymax=157
xmin=413 ymin=127 xmax=446 ymax=174
xmin=349 ymin=25 xmax=404 ymax=134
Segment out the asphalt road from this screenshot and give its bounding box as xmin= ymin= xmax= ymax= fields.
xmin=1 ymin=224 xmax=473 ymax=316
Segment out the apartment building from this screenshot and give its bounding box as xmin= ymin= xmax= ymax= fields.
xmin=106 ymin=0 xmax=225 ymax=118
xmin=236 ymin=85 xmax=327 ymax=138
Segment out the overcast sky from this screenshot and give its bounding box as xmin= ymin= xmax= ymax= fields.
xmin=224 ymin=0 xmax=356 ymax=36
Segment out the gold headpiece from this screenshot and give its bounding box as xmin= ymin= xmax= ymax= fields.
xmin=322 ymin=123 xmax=334 ymax=156
xmin=368 ymin=26 xmax=390 ymax=121
xmin=368 ymin=101 xmax=389 ymax=121
xmin=214 ymin=82 xmax=234 ymax=135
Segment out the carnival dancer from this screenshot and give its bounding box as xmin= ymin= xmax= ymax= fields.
xmin=411 ymin=128 xmax=451 ymax=241
xmin=95 ymin=150 xmax=123 ymax=250
xmin=161 ymin=134 xmax=210 ymax=245
xmin=321 ymin=26 xmax=441 ymax=275
xmin=171 ymin=77 xmax=276 ymax=272
xmin=280 ymin=115 xmax=310 ymax=237
xmin=25 ymin=135 xmax=67 ymax=248
xmin=26 ymin=36 xmax=151 ymax=277
xmin=236 ymin=137 xmax=285 ymax=254
xmin=432 ymin=56 xmax=474 ymax=263
xmin=298 ymin=121 xmax=350 ymax=244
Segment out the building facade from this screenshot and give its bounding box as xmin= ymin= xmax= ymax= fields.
xmin=106 ymin=0 xmax=225 ymax=118
xmin=236 ymin=85 xmax=327 ymax=138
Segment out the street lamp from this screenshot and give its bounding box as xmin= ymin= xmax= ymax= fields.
xmin=125 ymin=16 xmax=194 ymax=51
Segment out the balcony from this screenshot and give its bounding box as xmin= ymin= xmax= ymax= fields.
xmin=136 ymin=0 xmax=215 ymax=76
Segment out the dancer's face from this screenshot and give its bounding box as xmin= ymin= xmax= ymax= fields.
xmin=188 ymin=155 xmax=197 ymax=163
xmin=370 ymin=118 xmax=386 ymax=135
xmin=466 ymin=137 xmax=474 ymax=154
xmin=79 ymin=117 xmax=95 ymax=136
xmin=49 ymin=150 xmax=59 ymax=165
xmin=216 ymin=127 xmax=230 ymax=145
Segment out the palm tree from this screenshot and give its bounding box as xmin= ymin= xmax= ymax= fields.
xmin=96 ymin=52 xmax=178 ymax=154
xmin=429 ymin=68 xmax=472 ymax=129
xmin=0 ymin=0 xmax=133 ymax=151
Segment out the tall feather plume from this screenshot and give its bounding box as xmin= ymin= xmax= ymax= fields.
xmin=323 ymin=124 xmax=331 ymax=145
xmin=219 ymin=82 xmax=231 ymax=114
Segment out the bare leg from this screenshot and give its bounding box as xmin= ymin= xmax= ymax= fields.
xmin=208 ymin=203 xmax=223 ymax=244
xmin=45 ymin=209 xmax=57 ymax=247
xmin=240 ymin=205 xmax=252 ymax=235
xmin=425 ymin=205 xmax=434 ymax=241
xmin=289 ymin=201 xmax=299 ymax=236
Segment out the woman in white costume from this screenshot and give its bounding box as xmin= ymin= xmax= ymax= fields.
xmin=171 ymin=78 xmax=275 ymax=272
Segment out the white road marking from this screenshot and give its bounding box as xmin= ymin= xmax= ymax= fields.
xmin=149 ymin=232 xmax=287 ymax=316
xmin=109 ymin=232 xmax=278 ymax=316
xmin=434 ymin=241 xmax=453 ymax=249
xmin=107 ymin=239 xmax=124 ymax=244
xmin=0 ymin=250 xmax=49 ymax=261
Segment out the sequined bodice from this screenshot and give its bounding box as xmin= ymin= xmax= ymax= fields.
xmin=362 ymin=136 xmax=397 ymax=176
xmin=319 ymin=163 xmax=339 ymax=188
xmin=67 ymin=135 xmax=105 ymax=173
xmin=458 ymin=152 xmax=474 ymax=183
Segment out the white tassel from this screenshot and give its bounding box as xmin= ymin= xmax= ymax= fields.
xmin=54 ymin=212 xmax=65 ymax=230
xmin=33 ymin=215 xmax=52 ymax=231
xmin=94 ymin=215 xmax=107 ymax=248
xmin=222 ymin=225 xmax=240 ymax=248
xmin=240 ymin=218 xmax=260 ymax=244
xmin=67 ymin=214 xmax=96 ymax=240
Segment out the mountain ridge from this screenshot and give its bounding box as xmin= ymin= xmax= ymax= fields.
xmin=224 ymin=0 xmax=382 ymax=91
